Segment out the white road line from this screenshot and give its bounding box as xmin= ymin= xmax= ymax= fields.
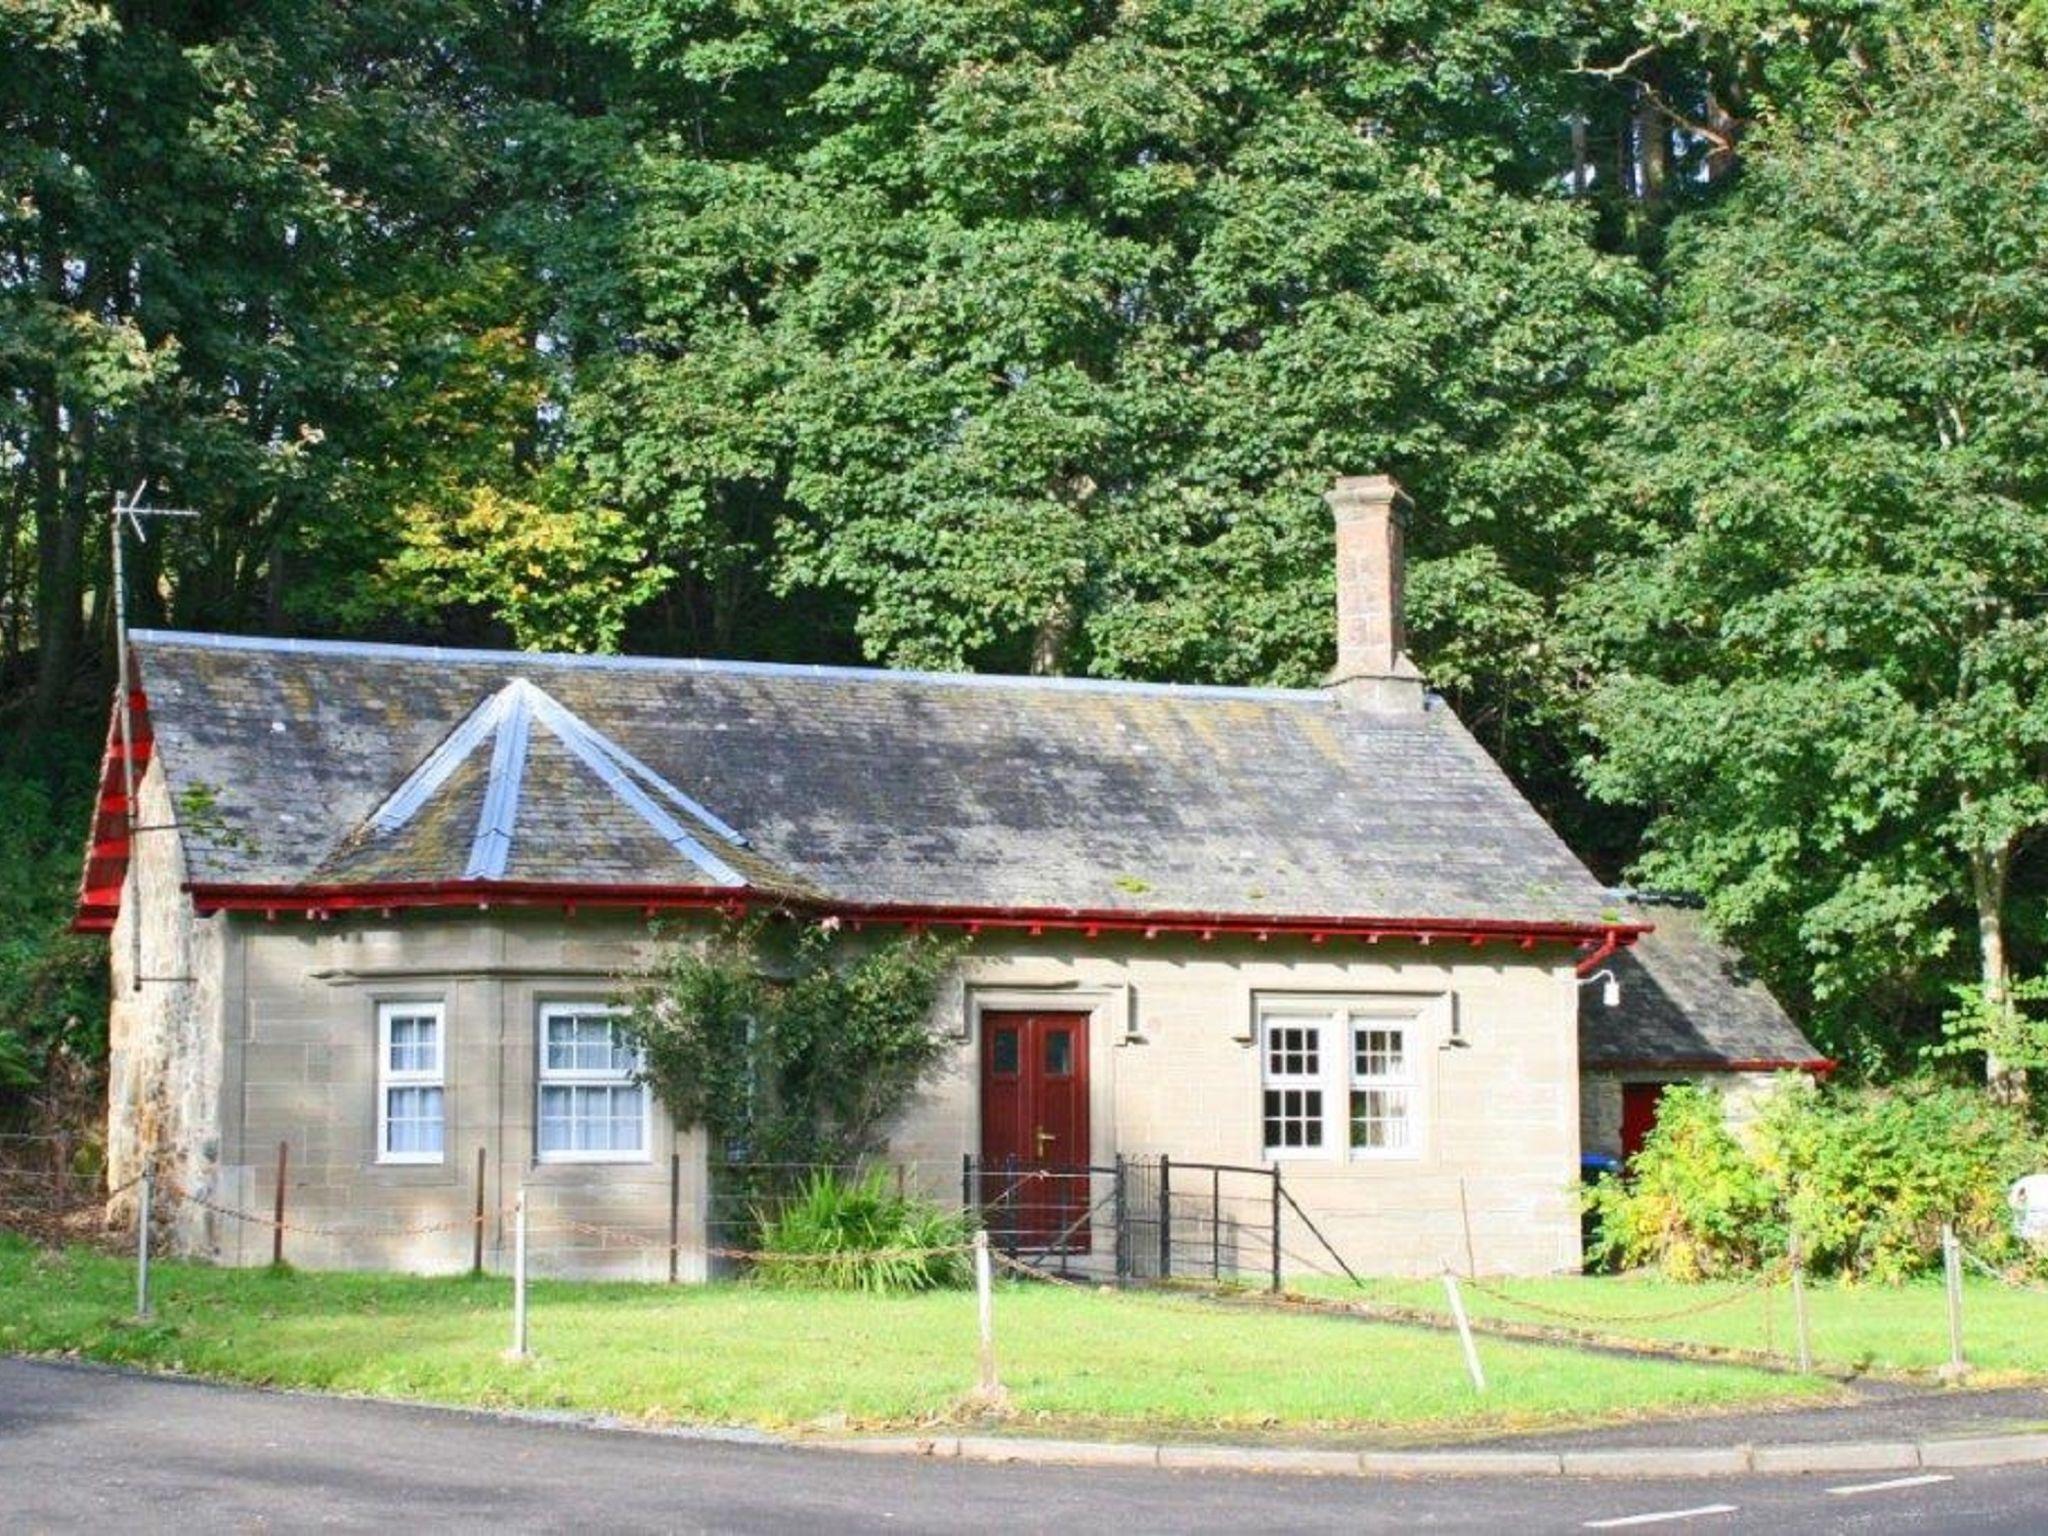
xmin=1583 ymin=1506 xmax=1739 ymax=1529
xmin=1826 ymin=1473 xmax=1955 ymax=1497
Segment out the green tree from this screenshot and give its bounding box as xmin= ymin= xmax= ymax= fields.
xmin=511 ymin=0 xmax=1649 ymax=852
xmin=1577 ymin=25 xmax=2048 ymax=1094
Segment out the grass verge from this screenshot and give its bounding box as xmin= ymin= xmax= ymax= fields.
xmin=1293 ymin=1273 xmax=2048 ymax=1381
xmin=0 ymin=1236 xmax=1837 ymax=1441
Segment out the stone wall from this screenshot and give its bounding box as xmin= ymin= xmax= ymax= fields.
xmin=200 ymin=910 xmax=1583 ymax=1279
xmin=214 ymin=911 xmax=705 ymax=1279
xmin=105 ymin=756 xmax=225 ymax=1252
xmin=895 ymin=932 xmax=1583 ymax=1277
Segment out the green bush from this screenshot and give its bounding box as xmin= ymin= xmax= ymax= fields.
xmin=1758 ymin=1077 xmax=2041 ymax=1283
xmin=1586 ymin=1085 xmax=1778 ymax=1280
xmin=752 ymin=1170 xmax=972 ymax=1293
xmin=628 ymin=919 xmax=966 ymax=1167
xmin=1587 ymin=1077 xmax=2045 ymax=1283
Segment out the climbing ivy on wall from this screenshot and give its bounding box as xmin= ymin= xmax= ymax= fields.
xmin=626 ymin=917 xmax=967 ymax=1168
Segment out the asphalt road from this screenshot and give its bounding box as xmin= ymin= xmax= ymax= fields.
xmin=5 ymin=1357 xmax=2048 ymax=1534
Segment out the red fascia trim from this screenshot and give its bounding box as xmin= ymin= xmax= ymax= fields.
xmin=1598 ymin=1056 xmax=1838 ymax=1078
xmin=828 ymin=901 xmax=1642 ymax=950
xmin=71 ymin=686 xmax=153 ymax=935
xmin=183 ymin=879 xmax=1649 ymax=952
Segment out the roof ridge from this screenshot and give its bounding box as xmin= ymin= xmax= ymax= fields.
xmin=127 ymin=628 xmax=1331 ymax=704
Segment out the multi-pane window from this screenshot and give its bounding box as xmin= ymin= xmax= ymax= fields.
xmin=1261 ymin=1018 xmax=1326 ymax=1152
xmin=378 ymin=1002 xmax=445 ymax=1163
xmin=537 ymin=1004 xmax=648 ymax=1161
xmin=1258 ymin=1000 xmax=1427 ymax=1160
xmin=1349 ymin=1026 xmax=1414 ymax=1153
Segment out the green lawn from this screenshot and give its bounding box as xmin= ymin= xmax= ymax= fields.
xmin=0 ymin=1235 xmax=1835 ymax=1441
xmin=1294 ymin=1273 xmax=2048 ymax=1380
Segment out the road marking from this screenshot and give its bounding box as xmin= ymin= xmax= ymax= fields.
xmin=1583 ymin=1506 xmax=1739 ymax=1529
xmin=1827 ymin=1473 xmax=1955 ymax=1497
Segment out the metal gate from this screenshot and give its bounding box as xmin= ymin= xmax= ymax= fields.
xmin=963 ymin=1153 xmax=1283 ymax=1289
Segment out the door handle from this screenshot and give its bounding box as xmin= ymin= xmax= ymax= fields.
xmin=1033 ymin=1127 xmax=1056 ymax=1152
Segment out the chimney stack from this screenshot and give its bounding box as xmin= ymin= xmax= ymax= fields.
xmin=1325 ymin=473 xmax=1424 ymax=710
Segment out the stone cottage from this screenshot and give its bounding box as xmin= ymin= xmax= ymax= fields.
xmin=82 ymin=474 xmax=1705 ymax=1280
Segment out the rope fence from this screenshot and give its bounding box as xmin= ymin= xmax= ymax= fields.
xmin=5 ymin=1137 xmax=2042 ymax=1404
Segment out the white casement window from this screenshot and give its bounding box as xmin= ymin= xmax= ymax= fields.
xmin=377 ymin=1001 xmax=445 ymax=1164
xmin=1260 ymin=1012 xmax=1329 ymax=1155
xmin=537 ymin=1003 xmax=649 ymax=1162
xmin=1258 ymin=998 xmax=1429 ymax=1161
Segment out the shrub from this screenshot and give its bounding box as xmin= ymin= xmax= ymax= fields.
xmin=752 ymin=1169 xmax=972 ymax=1293
xmin=1758 ymin=1076 xmax=2041 ymax=1283
xmin=628 ymin=918 xmax=966 ymax=1168
xmin=1587 ymin=1076 xmax=2047 ymax=1283
xmin=1586 ymin=1085 xmax=1778 ymax=1279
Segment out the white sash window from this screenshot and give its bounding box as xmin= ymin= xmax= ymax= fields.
xmin=378 ymin=1001 xmax=445 ymax=1164
xmin=537 ymin=1004 xmax=649 ymax=1162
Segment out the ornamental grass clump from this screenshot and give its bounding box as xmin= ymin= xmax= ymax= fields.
xmin=752 ymin=1169 xmax=971 ymax=1293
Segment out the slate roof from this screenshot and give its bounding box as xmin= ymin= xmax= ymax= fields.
xmin=1580 ymin=897 xmax=1825 ymax=1069
xmin=125 ymin=630 xmax=1619 ymax=927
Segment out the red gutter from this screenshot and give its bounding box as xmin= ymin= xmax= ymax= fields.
xmin=183 ymin=879 xmax=1647 ymax=956
xmin=1597 ymin=1056 xmax=1838 ymax=1079
xmin=1573 ymin=927 xmax=1625 ymax=978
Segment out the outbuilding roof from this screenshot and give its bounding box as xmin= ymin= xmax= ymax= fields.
xmin=1580 ymin=897 xmax=1827 ymax=1072
xmin=93 ymin=630 xmax=1627 ymax=939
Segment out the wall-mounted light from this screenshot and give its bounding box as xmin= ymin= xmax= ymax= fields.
xmin=1581 ymin=968 xmax=1621 ymax=1009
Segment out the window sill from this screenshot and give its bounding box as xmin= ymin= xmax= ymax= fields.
xmin=1262 ymin=1149 xmax=1429 ymax=1167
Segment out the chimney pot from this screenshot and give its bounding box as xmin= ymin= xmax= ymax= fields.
xmin=1325 ymin=473 xmax=1424 ymax=710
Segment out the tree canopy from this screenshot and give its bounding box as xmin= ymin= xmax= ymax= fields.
xmin=4 ymin=0 xmax=2047 ymax=1106
xmin=1578 ymin=23 xmax=2048 ymax=1084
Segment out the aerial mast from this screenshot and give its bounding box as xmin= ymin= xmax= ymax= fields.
xmin=110 ymin=483 xmax=197 ymax=990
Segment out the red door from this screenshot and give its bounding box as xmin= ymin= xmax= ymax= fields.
xmin=1620 ymin=1082 xmax=1671 ymax=1165
xmin=980 ymin=1011 xmax=1091 ymax=1250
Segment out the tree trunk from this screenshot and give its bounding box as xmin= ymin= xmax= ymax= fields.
xmin=31 ymin=383 xmax=92 ymax=724
xmin=1970 ymin=842 xmax=2028 ymax=1104
xmin=1632 ymin=78 xmax=1668 ymax=202
xmin=1030 ymin=593 xmax=1075 ymax=677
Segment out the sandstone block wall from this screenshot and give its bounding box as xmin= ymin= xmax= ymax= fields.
xmin=146 ymin=909 xmax=1587 ymax=1279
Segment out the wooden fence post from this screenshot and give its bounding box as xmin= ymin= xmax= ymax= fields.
xmin=1941 ymin=1222 xmax=1969 ymax=1381
xmin=472 ymin=1146 xmax=486 ymax=1276
xmin=1442 ymin=1269 xmax=1486 ymax=1393
xmin=1270 ymin=1166 xmax=1282 ymax=1293
xmin=271 ymin=1140 xmax=288 ymax=1267
xmin=507 ymin=1185 xmax=529 ymax=1361
xmin=1788 ymin=1229 xmax=1813 ymax=1373
xmin=135 ymin=1165 xmax=153 ymax=1322
xmin=973 ymin=1228 xmax=1001 ymax=1402
xmin=668 ymin=1151 xmax=681 ymax=1284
